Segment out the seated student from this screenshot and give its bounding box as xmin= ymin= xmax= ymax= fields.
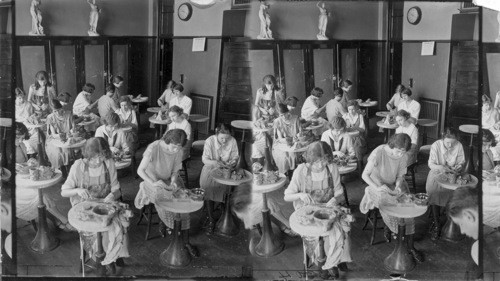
xmin=396 ymin=88 xmax=421 ymax=124
xmin=57 ymin=92 xmax=72 ymax=111
xmin=483 ymin=129 xmax=497 ymax=170
xmin=169 ymin=84 xmax=192 ymax=117
xmin=15 ymin=88 xmax=34 ymax=123
xmin=45 ymin=99 xmax=75 ymax=173
xmin=482 ymin=95 xmax=499 ymax=130
xmin=95 ymin=113 xmax=131 ymax=155
xmin=73 ymin=83 xmax=100 ymax=132
xmin=166 ymin=106 xmax=192 ymax=160
xmin=301 ymin=87 xmax=325 ymax=121
xmin=272 ymin=103 xmax=301 ymax=177
xmin=395 ymin=110 xmax=419 ymax=166
xmin=386 ymin=84 xmax=405 ymax=111
xmin=325 ymin=89 xmax=347 ymax=123
xmin=157 ymin=80 xmax=177 ymax=109
xmin=284 ymin=96 xmax=299 ymax=113
xmin=321 ymin=116 xmax=355 ymax=158
xmin=343 ymin=100 xmax=367 ymax=169
xmin=98 ymin=84 xmax=119 ymax=121
xmin=115 ymin=96 xmax=138 ymax=153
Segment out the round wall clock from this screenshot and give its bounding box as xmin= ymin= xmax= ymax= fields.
xmin=178 ymin=3 xmax=193 ymax=21
xmin=407 ymin=6 xmax=422 ymax=25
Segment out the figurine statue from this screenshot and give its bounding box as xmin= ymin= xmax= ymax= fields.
xmin=28 ymin=0 xmax=44 ymax=36
xmin=257 ymin=1 xmax=273 ymax=40
xmin=316 ymin=1 xmax=329 ymax=40
xmin=87 ymin=0 xmax=101 ymax=36
xmin=496 ymin=11 xmax=500 ymax=43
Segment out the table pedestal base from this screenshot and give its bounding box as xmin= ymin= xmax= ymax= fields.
xmin=254 ymin=209 xmax=284 ymax=257
xmin=442 ymin=216 xmax=464 ymax=242
xmin=216 ymin=190 xmax=239 ymax=237
xmin=384 ymin=225 xmax=415 ymax=274
xmin=160 ymin=219 xmax=191 ymax=267
xmin=30 ymin=205 xmax=59 ymax=253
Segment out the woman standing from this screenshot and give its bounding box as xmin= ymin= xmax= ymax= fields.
xmin=395 ymin=110 xmax=419 ymax=166
xmin=396 ymin=88 xmax=421 ymax=124
xmin=254 ymin=75 xmax=285 ymax=121
xmin=27 ymin=71 xmax=56 ymax=111
xmin=425 ymin=128 xmax=465 ymax=241
xmin=199 ymin=124 xmax=239 ymax=234
xmin=284 ymin=141 xmax=352 ymax=279
xmin=482 ymin=95 xmax=499 ymax=130
xmin=167 ymin=106 xmax=192 ymax=160
xmin=61 ymin=137 xmax=130 ymax=274
xmin=359 ymin=133 xmax=423 ymax=262
xmin=320 ymin=116 xmax=355 ymax=158
xmin=134 ymin=130 xmax=199 ymax=256
xmin=15 ymin=88 xmax=34 ymax=123
xmin=272 ymin=103 xmax=301 ymax=177
xmin=45 ymin=100 xmax=74 ymax=173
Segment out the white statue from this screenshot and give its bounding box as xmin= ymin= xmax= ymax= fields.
xmin=317 ymin=1 xmax=329 ymax=40
xmin=87 ymin=0 xmax=101 ymax=36
xmin=257 ymin=1 xmax=273 ymax=40
xmin=28 ymin=0 xmax=44 ymax=36
xmin=496 ymin=11 xmax=500 ymax=43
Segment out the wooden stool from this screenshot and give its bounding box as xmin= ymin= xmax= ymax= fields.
xmin=137 ymin=203 xmax=160 ymax=241
xmin=362 ymin=209 xmax=384 ymax=245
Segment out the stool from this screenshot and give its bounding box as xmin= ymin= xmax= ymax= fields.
xmin=137 ymin=203 xmax=160 ymax=241
xmin=406 ymin=162 xmax=417 ymax=193
xmin=179 ymin=157 xmax=190 ymax=187
xmin=362 ymin=209 xmax=384 ymax=245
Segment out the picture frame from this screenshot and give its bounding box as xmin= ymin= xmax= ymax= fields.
xmin=231 ymin=0 xmax=252 ymax=10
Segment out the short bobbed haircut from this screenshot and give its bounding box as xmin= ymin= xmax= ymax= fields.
xmin=304 ymin=141 xmax=334 ymax=164
xmin=387 ymin=133 xmax=411 ymax=151
xmin=83 ymin=137 xmax=112 ymax=160
xmin=161 ymin=128 xmax=188 ymax=147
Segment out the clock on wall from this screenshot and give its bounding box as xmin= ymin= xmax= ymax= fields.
xmin=178 ymin=3 xmax=193 ymax=21
xmin=407 ymin=6 xmax=422 ymax=25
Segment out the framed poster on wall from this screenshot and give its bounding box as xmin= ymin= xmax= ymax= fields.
xmin=232 ymin=0 xmax=252 ymax=9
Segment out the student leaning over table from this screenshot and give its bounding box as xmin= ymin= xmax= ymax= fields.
xmin=386 ymin=84 xmax=406 ymax=111
xmin=425 ymin=128 xmax=465 ymax=241
xmin=157 ymin=80 xmax=177 ymax=109
xmin=61 ymin=137 xmax=131 ymax=274
xmin=321 ymin=116 xmax=356 ymax=159
xmin=97 ymin=84 xmax=119 ymax=122
xmin=359 ymin=133 xmax=423 ymax=263
xmin=284 ymin=141 xmax=352 ymax=279
xmin=324 ymin=89 xmax=347 ymax=123
xmin=253 ymin=74 xmax=286 ymax=121
xmin=199 ymin=124 xmax=239 ymax=235
xmin=343 ymin=100 xmax=367 ymax=169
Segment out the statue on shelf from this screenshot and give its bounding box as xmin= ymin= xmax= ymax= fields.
xmin=316 ymin=1 xmax=329 ymax=40
xmin=87 ymin=0 xmax=101 ymax=36
xmin=257 ymin=0 xmax=273 ymax=40
xmin=28 ymin=0 xmax=44 ymax=36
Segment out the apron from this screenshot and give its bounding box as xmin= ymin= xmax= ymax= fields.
xmin=256 ymin=90 xmax=279 ymax=121
xmin=71 ymin=161 xmax=111 ymax=206
xmin=328 ymin=136 xmax=344 ymax=154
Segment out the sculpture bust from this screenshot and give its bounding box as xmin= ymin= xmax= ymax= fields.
xmin=28 ymin=0 xmax=44 ymax=36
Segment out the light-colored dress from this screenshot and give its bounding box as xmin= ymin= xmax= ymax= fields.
xmin=359 ymin=145 xmax=414 ymax=235
xmin=16 ymin=101 xmax=39 ymax=153
xmin=73 ymin=91 xmax=92 ymax=117
xmin=45 ymin=111 xmax=74 ymax=169
xmin=397 ymin=100 xmax=421 ymax=121
xmin=483 ymin=109 xmax=500 ymax=129
xmin=134 ymin=141 xmax=189 ymax=229
xmin=200 ymin=135 xmax=239 ymax=202
xmin=167 ymin=119 xmax=192 ymax=160
xmin=284 ymin=163 xmax=352 ymax=270
xmin=254 ymin=88 xmax=285 ymax=121
xmin=158 ymin=88 xmax=174 ymax=106
xmin=115 ymin=108 xmax=138 ymax=152
xmin=320 ymin=131 xmax=355 ymax=157
xmin=395 ymin=123 xmax=419 ymax=166
xmin=272 ymin=115 xmax=300 ymax=173
xmin=425 ymin=140 xmax=465 ymax=206
xmin=170 ymin=96 xmax=193 ymax=117
xmin=62 ymin=159 xmax=130 ymax=265
xmin=28 ymin=84 xmax=56 ymax=109
xmin=301 ymin=96 xmax=320 ymax=121
xmin=387 ymin=93 xmax=402 ymax=109
xmin=94 ymin=125 xmax=130 ymax=153
xmin=343 ymin=112 xmax=367 ymax=160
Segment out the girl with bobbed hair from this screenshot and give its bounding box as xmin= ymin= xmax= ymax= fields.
xmin=301 ymin=87 xmax=325 ymax=121
xmin=284 ymin=141 xmax=352 ymax=278
xmin=320 ymin=116 xmax=355 ymax=157
xmin=482 ymin=129 xmax=497 ymax=171
xmin=386 ymin=84 xmax=406 ymax=111
xmin=395 ymin=109 xmax=419 ymax=166
xmin=61 ymin=137 xmax=130 ymax=273
xmin=482 ymin=95 xmax=500 ymax=130
xmin=94 ymin=112 xmax=131 ymax=155
xmin=199 ymin=123 xmax=239 ymax=235
xmin=254 ymin=74 xmax=286 ymax=121
xmin=425 ymin=127 xmax=465 ymax=241
xmin=167 ymin=105 xmax=192 ymax=160
xmin=360 ymin=133 xmax=423 ymax=262
xmin=135 ymin=129 xmax=199 ymax=256
xmin=27 ymin=70 xmax=57 ymax=110
xmin=158 ymin=80 xmax=177 ymax=108
xmin=396 ymin=88 xmax=421 ymax=124
xmin=169 ymin=83 xmax=192 ymax=117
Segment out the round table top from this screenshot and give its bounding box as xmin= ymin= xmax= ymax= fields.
xmin=471 ymin=240 xmax=478 ymax=265
xmin=120 ymin=126 xmax=132 ymax=132
xmin=211 ymin=169 xmax=253 ymax=186
xmin=231 ymin=120 xmax=253 ymax=130
xmin=1 ymin=168 xmax=11 ymax=182
xmin=289 ymin=207 xmax=334 ymax=237
xmin=4 ymin=233 xmax=12 ymax=258
xmin=359 ymin=101 xmax=378 ymax=107
xmin=376 ymin=111 xmax=390 ymax=117
xmin=68 ymin=201 xmax=113 ymax=233
xmin=379 ymin=204 xmax=428 ymax=219
xmin=252 ymin=174 xmax=287 ymax=194
xmin=16 ymin=171 xmax=63 ymax=189
xmin=338 ymin=162 xmax=357 ymax=175
xmin=417 ymin=119 xmax=438 ymax=127
xmin=132 ymin=97 xmax=149 ymax=103
xmin=149 ymin=116 xmax=171 ymax=125
xmin=51 ymin=138 xmax=87 ymax=149
xmin=25 ymin=123 xmax=45 ymax=129
xmin=155 ymin=199 xmax=204 ymax=214
xmin=147 ymin=107 xmax=161 ymax=113
xmin=346 ymin=128 xmax=360 ymax=137
xmin=305 ymin=124 xmax=324 ymax=131
xmin=189 ymin=114 xmax=210 ymax=123
xmin=376 ymin=121 xmax=398 ymax=130
xmin=115 ymin=158 xmax=132 ymax=170
xmin=459 ymin=124 xmax=479 ymax=135
xmin=436 ymin=174 xmax=478 ymax=190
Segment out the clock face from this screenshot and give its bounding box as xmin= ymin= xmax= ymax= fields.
xmin=178 ymin=3 xmax=193 ymax=21
xmin=407 ymin=6 xmax=422 ymax=25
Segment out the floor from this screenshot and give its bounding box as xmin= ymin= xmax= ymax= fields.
xmin=14 ymin=114 xmax=480 ymax=280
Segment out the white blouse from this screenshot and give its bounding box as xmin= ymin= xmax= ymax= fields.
xmin=397 ymin=99 xmax=421 ymax=120
xmin=301 ymin=96 xmax=319 ymax=121
xmin=395 ymin=123 xmax=418 ymax=145
xmin=170 ymin=96 xmax=192 ymax=116
xmin=167 ymin=119 xmax=192 ymax=140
